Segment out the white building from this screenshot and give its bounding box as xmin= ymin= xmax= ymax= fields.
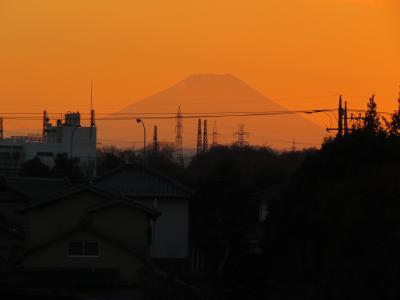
xmin=0 ymin=111 xmax=97 ymax=177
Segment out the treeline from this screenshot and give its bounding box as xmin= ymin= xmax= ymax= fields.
xmin=263 ymin=95 xmax=400 ymax=299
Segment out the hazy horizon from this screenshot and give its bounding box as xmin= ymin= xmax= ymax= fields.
xmin=0 ymin=0 xmax=399 ymax=148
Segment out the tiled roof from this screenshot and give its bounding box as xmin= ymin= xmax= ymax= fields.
xmin=95 ymin=164 xmax=196 ymax=199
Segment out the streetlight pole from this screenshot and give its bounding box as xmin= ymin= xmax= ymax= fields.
xmin=136 ymin=118 xmax=146 ymax=159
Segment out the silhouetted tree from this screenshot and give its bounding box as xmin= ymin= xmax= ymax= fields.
xmin=263 ymin=119 xmax=400 ymax=299
xmin=51 ymin=153 xmax=85 ymax=183
xmin=364 ymin=94 xmax=383 ymax=134
xmin=96 ymin=147 xmax=124 ymax=175
xmin=385 ymin=95 xmax=400 ymax=136
xmin=19 ymin=157 xmax=50 ymax=177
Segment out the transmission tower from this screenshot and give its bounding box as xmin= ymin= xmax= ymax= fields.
xmin=203 ymin=119 xmax=208 ymax=152
xmin=197 ymin=119 xmax=202 ymax=155
xmin=234 ymin=124 xmax=249 ymax=147
xmin=212 ymin=121 xmax=218 ymax=148
xmin=292 ymin=139 xmax=296 ymax=152
xmin=152 ymin=125 xmax=159 ymax=154
xmin=175 ymin=106 xmax=184 ymax=165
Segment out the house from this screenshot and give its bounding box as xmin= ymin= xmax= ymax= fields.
xmin=0 ymin=180 xmax=28 ymax=264
xmin=4 ymin=176 xmax=73 ymax=202
xmin=241 ymin=183 xmax=287 ymax=255
xmin=94 ymin=164 xmax=197 ymax=273
xmin=12 ymin=185 xmax=161 ymax=298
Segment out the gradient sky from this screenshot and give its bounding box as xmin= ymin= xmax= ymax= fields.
xmin=0 ymin=0 xmax=399 ymax=136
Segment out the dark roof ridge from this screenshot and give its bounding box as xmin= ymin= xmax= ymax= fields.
xmin=0 ymin=178 xmax=32 ymax=202
xmin=19 ymin=184 xmax=126 ymax=213
xmin=94 ymin=163 xmax=196 ymax=196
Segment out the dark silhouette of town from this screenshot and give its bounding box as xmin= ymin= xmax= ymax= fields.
xmin=1 ymin=94 xmax=400 ymax=299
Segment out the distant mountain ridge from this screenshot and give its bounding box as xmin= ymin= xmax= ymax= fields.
xmin=98 ymin=74 xmax=326 ymax=149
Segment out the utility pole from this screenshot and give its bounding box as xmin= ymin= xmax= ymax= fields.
xmin=338 ymin=95 xmax=344 ymax=137
xmin=0 ymin=117 xmax=3 ymax=139
xmin=175 ymin=106 xmax=184 ymax=166
xmin=136 ymin=118 xmax=146 ymax=159
xmin=152 ymin=125 xmax=159 ymax=154
xmin=197 ymin=119 xmax=202 ymax=155
xmin=327 ymin=95 xmax=348 ymax=135
xmin=203 ymin=119 xmax=208 ymax=152
xmin=292 ymin=139 xmax=296 ymax=152
xmin=344 ymin=101 xmax=348 ymax=135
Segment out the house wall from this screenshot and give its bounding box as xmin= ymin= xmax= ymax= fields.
xmin=141 ymin=198 xmax=189 ymax=259
xmin=22 ymin=230 xmax=144 ymax=282
xmin=90 ymin=204 xmax=150 ymax=257
xmin=25 ymin=191 xmax=109 ymax=248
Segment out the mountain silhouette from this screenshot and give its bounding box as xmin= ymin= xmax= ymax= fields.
xmin=98 ymin=74 xmax=326 ymax=149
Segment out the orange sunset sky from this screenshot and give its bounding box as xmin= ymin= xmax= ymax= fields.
xmin=0 ymin=0 xmax=399 ymax=142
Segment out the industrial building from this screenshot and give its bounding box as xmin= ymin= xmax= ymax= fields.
xmin=0 ymin=110 xmax=97 ymax=177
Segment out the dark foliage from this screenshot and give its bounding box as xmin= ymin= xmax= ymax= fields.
xmin=264 ymin=130 xmax=400 ymax=299
xmin=51 ymin=153 xmax=85 ymax=183
xmin=19 ymin=157 xmax=50 ymax=177
xmin=183 ymin=145 xmax=308 ymax=279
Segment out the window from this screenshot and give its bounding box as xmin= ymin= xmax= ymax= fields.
xmin=68 ymin=242 xmax=83 ymax=256
xmin=68 ymin=242 xmax=99 ymax=257
xmin=84 ymin=242 xmax=99 ymax=256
